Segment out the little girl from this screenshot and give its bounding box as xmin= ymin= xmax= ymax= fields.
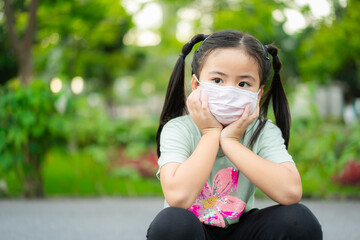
xmin=147 ymin=30 xmax=322 ymax=240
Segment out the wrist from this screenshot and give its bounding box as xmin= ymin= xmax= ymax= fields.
xmin=220 ymin=136 xmax=241 ymax=150
xmin=220 ymin=130 xmax=241 ymax=143
xmin=201 ymin=127 xmax=222 ymax=136
xmin=221 ymin=134 xmax=240 ymax=142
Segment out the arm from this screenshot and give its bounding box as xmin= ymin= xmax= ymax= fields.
xmin=220 ymin=140 xmax=302 ymax=205
xmin=160 ymin=88 xmax=222 ymax=209
xmin=160 ymin=130 xmax=220 ymax=209
xmin=220 ymin=104 xmax=302 ymax=205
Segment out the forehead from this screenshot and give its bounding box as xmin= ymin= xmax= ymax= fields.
xmin=200 ymin=47 xmax=260 ymax=78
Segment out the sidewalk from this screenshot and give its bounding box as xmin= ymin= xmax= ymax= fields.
xmin=0 ymin=197 xmax=359 ymax=240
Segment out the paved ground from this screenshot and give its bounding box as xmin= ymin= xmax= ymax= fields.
xmin=0 ymin=197 xmax=359 ymax=240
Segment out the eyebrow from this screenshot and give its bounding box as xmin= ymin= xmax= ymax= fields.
xmin=209 ymin=71 xmax=256 ymax=82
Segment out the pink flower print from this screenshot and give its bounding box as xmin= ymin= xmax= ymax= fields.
xmin=188 ymin=167 xmax=246 ymax=228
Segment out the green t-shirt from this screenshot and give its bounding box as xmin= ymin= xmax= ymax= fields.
xmin=157 ymin=115 xmax=294 ymax=227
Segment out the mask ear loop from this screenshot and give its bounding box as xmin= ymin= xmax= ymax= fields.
xmin=194 ymin=75 xmax=201 ymax=85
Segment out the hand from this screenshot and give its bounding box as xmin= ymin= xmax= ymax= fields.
xmin=220 ymin=102 xmax=260 ymax=144
xmin=187 ymin=87 xmax=223 ymax=135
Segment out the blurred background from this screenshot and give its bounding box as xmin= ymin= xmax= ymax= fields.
xmin=0 ymin=0 xmax=359 ymax=199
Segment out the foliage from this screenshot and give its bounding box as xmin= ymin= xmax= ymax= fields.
xmin=0 ymin=79 xmax=161 ymax=197
xmin=297 ymin=0 xmax=360 ymax=100
xmin=333 ymin=160 xmax=360 ymax=186
xmin=289 ymin=118 xmax=360 ymax=198
xmin=1 ymin=0 xmax=144 ymax=101
xmin=0 ymin=79 xmax=65 ymax=197
xmin=58 ymin=92 xmax=158 ymax=157
xmin=34 ymin=0 xmax=141 ymax=92
xmin=212 ymin=0 xmax=302 ymax=84
xmin=4 ymin=146 xmax=162 ymax=197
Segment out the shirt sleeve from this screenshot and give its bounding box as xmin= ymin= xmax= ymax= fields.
xmin=256 ymin=121 xmax=294 ymax=164
xmin=156 ymin=119 xmax=193 ymax=178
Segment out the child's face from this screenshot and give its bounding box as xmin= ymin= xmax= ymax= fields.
xmin=192 ymin=47 xmax=261 ymax=93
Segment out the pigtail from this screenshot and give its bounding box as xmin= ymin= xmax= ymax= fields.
xmin=156 ymin=34 xmax=209 ymax=157
xmin=260 ymin=44 xmax=291 ymax=148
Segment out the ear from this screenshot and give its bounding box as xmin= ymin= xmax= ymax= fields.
xmin=191 ymin=74 xmax=199 ymax=91
xmin=258 ymin=85 xmax=264 ymax=99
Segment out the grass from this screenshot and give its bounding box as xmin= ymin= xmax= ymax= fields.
xmin=3 ymin=147 xmax=163 ymax=197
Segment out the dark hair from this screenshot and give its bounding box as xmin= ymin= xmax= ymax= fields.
xmin=156 ymin=30 xmax=291 ymax=157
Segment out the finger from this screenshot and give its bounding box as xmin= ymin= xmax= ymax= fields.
xmin=186 ymin=91 xmax=194 ymax=106
xmin=191 ymin=87 xmax=202 ymax=104
xmin=186 ymin=92 xmax=197 ymax=114
xmin=187 ymin=87 xmax=200 ymax=102
xmin=232 ymin=105 xmax=250 ymax=126
xmin=201 ymin=92 xmax=208 ymax=110
xmin=242 ymin=104 xmax=250 ymax=118
xmin=250 ymin=102 xmax=260 ymax=116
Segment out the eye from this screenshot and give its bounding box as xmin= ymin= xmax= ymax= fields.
xmin=212 ymin=78 xmax=223 ymax=84
xmin=238 ymin=82 xmax=250 ymax=88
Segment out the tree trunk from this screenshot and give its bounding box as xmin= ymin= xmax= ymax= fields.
xmin=18 ymin=45 xmax=33 ymax=86
xmin=23 ymin=142 xmax=44 ymax=198
xmin=23 ymin=163 xmax=44 ymax=198
xmin=4 ymin=0 xmax=39 ymax=86
xmin=4 ymin=0 xmax=42 ymax=198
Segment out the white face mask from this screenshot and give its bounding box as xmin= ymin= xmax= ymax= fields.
xmin=195 ymin=76 xmax=260 ymax=126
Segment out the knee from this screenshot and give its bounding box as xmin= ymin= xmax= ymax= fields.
xmin=146 ymin=207 xmax=205 ymax=240
xmin=278 ymin=203 xmax=323 ymax=239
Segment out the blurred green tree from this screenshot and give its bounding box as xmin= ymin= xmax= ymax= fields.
xmin=298 ymin=0 xmax=360 ymax=101
xmin=1 ymin=0 xmax=143 ymax=102
xmin=0 ymin=80 xmax=65 ymax=197
xmin=34 ymin=0 xmax=142 ymax=103
xmin=0 ymin=0 xmax=141 ymax=197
